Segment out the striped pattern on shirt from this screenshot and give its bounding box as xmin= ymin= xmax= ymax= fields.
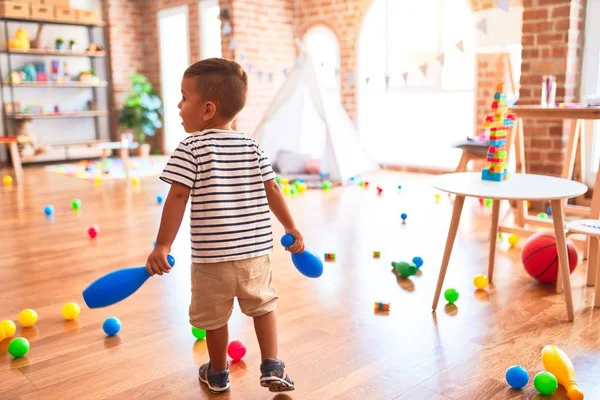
xmin=160 ymin=129 xmax=277 ymax=263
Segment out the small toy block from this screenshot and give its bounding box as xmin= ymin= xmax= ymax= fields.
xmin=373 ymin=251 xmax=381 ymax=259
xmin=489 ymin=140 xmax=506 ymax=147
xmin=491 ymin=101 xmax=498 ymax=109
xmin=374 ymin=302 xmax=391 ymax=312
xmin=376 ymin=186 xmax=383 ymax=195
xmin=324 ymin=253 xmax=336 ymax=262
xmin=496 ymin=83 xmax=505 ymax=92
xmin=482 ymin=169 xmax=507 ymax=181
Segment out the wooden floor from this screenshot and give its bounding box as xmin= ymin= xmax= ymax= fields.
xmin=1 ymin=165 xmax=600 ymax=400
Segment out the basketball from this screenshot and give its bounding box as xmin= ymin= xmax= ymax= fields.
xmin=521 ymin=231 xmax=578 ymax=284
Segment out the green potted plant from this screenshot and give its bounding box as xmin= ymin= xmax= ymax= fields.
xmin=118 ymin=73 xmax=163 ymax=157
xmin=55 ymin=37 xmax=64 ymax=50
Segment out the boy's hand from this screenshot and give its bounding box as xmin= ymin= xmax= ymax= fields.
xmin=284 ymin=228 xmax=305 ymax=253
xmin=146 ymin=245 xmax=172 ymax=276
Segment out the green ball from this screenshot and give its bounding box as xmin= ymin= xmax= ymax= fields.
xmin=8 ymin=337 xmax=30 ymax=358
xmin=71 ymin=198 xmax=82 ymax=210
xmin=537 ymin=212 xmax=549 ymax=219
xmin=534 ymin=371 xmax=558 ymax=395
xmin=191 ymin=326 xmax=206 ymax=340
xmin=484 ymin=198 xmax=492 ymax=207
xmin=444 ymin=288 xmax=459 ymax=304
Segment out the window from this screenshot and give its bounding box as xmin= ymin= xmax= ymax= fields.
xmin=582 ymin=0 xmax=600 ymax=186
xmin=303 ymin=25 xmax=341 ymax=100
xmin=199 ymin=0 xmax=222 ymax=59
xmin=357 ymin=0 xmax=475 ymax=169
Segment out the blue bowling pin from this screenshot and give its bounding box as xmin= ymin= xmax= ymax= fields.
xmin=83 ymin=255 xmax=175 ymax=308
xmin=281 ymin=234 xmax=323 ymax=278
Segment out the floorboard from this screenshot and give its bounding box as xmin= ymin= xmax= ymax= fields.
xmin=1 ymin=166 xmax=599 ymax=399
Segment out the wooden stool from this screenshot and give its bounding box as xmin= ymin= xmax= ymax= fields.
xmin=452 ymin=139 xmax=489 ymax=172
xmin=0 ymin=136 xmax=24 ymax=184
xmin=562 ymin=219 xmax=600 ymax=307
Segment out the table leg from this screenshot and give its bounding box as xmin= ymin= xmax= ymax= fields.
xmin=8 ymin=142 xmax=23 ymax=184
xmin=432 ymin=195 xmax=465 ymax=311
xmin=594 ymin=237 xmax=600 ymax=307
xmin=588 ymin=232 xmax=598 ymax=288
xmin=550 ymin=199 xmax=575 ymax=322
xmin=488 ymin=199 xmax=501 ymax=283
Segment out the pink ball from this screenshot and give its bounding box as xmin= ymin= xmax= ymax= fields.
xmin=88 ymin=226 xmax=99 ymax=238
xmin=227 ymin=340 xmax=246 ymax=361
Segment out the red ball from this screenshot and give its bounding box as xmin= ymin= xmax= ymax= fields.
xmin=88 ymin=226 xmax=99 ymax=238
xmin=521 ymin=231 xmax=578 ymax=284
xmin=227 ymin=340 xmax=246 ymax=361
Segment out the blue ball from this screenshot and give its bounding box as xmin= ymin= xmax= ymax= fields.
xmin=167 ymin=254 xmax=175 ymax=267
xmin=505 ymin=365 xmax=529 ymax=390
xmin=547 ymin=206 xmax=552 ymax=216
xmin=401 ymin=213 xmax=407 ymax=221
xmin=397 ymin=185 xmax=402 ymax=190
xmin=412 ymin=256 xmax=423 ymax=268
xmin=157 ymin=195 xmax=164 ymax=204
xmin=103 ymin=317 xmax=121 ymax=336
xmin=43 ymin=205 xmax=54 ymax=216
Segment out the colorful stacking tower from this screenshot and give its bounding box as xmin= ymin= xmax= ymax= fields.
xmin=481 ymin=83 xmax=515 ymax=181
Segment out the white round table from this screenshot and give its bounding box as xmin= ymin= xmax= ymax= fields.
xmin=430 ymin=172 xmax=588 ymax=321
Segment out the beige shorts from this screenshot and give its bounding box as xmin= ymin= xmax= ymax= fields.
xmin=189 ymin=254 xmax=278 ymax=330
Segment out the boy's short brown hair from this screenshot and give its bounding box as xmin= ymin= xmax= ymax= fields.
xmin=184 ymin=58 xmax=248 ymax=121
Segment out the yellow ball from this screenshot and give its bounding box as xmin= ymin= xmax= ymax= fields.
xmin=508 ymin=233 xmax=519 ymax=247
xmin=473 ymin=274 xmax=489 ymax=290
xmin=3 ymin=175 xmax=13 ymax=185
xmin=132 ymin=176 xmax=140 ymax=185
xmin=61 ymin=302 xmax=80 ymax=320
xmin=435 ymin=193 xmax=441 ymax=201
xmin=0 ymin=320 xmax=17 ymax=338
xmin=18 ymin=309 xmax=38 ymax=327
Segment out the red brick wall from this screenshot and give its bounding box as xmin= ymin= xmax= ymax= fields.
xmin=103 ymin=0 xmax=146 ymax=139
xmin=475 ymin=54 xmax=508 ymax=133
xmin=220 ymin=0 xmax=296 ymax=135
xmin=518 ymin=0 xmax=585 ymax=175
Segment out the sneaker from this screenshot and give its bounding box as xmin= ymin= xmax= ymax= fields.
xmin=259 ymin=358 xmax=295 ymax=392
xmin=199 ymin=362 xmax=230 ymax=393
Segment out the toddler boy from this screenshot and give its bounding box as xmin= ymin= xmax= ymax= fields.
xmin=146 ymin=58 xmax=304 ymax=393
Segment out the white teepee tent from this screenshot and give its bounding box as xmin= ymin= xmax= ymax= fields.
xmin=253 ymin=52 xmax=379 ymax=184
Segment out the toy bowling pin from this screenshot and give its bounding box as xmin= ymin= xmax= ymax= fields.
xmin=541 ymin=344 xmax=584 ymax=400
xmin=281 ymin=234 xmax=323 ymax=278
xmin=83 ymin=255 xmax=175 ymax=309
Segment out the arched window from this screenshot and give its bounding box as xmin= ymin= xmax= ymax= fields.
xmin=357 ymin=0 xmax=475 ymax=169
xmin=303 ymin=25 xmax=341 ymax=100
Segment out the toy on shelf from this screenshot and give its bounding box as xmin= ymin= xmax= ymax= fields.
xmin=8 ymin=28 xmax=30 ymax=51
xmin=481 ymin=82 xmax=515 ymax=182
xmin=324 ymin=253 xmax=336 ymax=262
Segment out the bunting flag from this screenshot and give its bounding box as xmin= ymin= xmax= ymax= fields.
xmin=365 ymin=77 xmax=370 ymax=85
xmin=268 ymin=72 xmax=273 ymax=82
xmin=221 ymin=21 xmax=232 ymax=35
xmin=239 ymin=53 xmax=246 ymax=62
xmin=320 ymin=62 xmax=324 ymax=68
xmin=495 ymin=0 xmax=509 ymax=12
xmin=437 ymin=53 xmax=445 ymax=66
xmin=228 ymin=38 xmax=237 ymax=50
xmin=247 ymin=64 xmax=254 ymax=73
xmin=384 ymin=75 xmax=390 ymax=90
xmin=419 ymin=63 xmax=428 ymax=77
xmin=402 ymin=72 xmax=409 ymax=82
xmin=257 ymin=70 xmax=263 ymax=80
xmin=283 ymin=68 xmax=289 ymax=77
xmin=476 ymin=18 xmax=488 ymax=34
xmin=455 ymin=40 xmax=464 ymax=52
xmin=347 ymin=72 xmax=355 ymax=86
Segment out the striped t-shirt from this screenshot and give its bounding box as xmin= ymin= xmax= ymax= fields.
xmin=160 ymin=129 xmax=277 ymax=263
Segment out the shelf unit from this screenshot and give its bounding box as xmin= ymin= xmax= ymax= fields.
xmin=0 ymin=14 xmax=112 ymax=164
